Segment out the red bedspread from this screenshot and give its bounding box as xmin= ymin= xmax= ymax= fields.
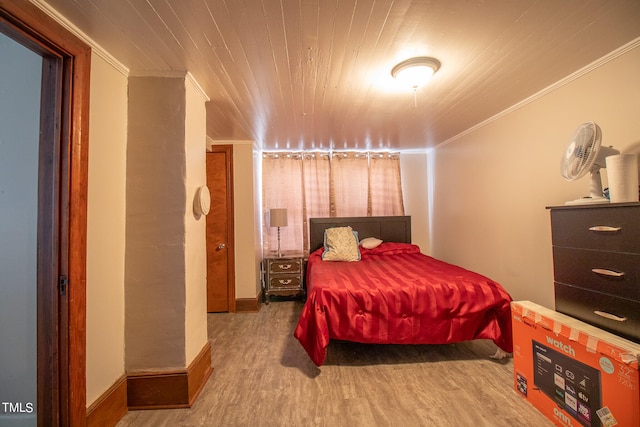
xmin=294 ymin=242 xmax=513 ymax=366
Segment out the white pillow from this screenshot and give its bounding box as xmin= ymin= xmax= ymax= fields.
xmin=322 ymin=226 xmax=360 ymax=261
xmin=359 ymin=237 xmax=383 ymax=249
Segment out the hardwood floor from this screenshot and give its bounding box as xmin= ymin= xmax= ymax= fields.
xmin=117 ymin=301 xmax=553 ymax=426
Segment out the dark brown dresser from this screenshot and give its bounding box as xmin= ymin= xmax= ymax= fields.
xmin=548 ymin=202 xmax=640 ymax=343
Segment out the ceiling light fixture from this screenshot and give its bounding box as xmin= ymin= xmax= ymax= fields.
xmin=391 ymin=56 xmax=441 ymax=90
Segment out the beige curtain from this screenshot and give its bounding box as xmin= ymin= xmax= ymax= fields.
xmin=262 ymin=153 xmax=304 ymax=257
xmin=369 ymin=152 xmax=404 ymax=216
xmin=262 ymin=151 xmax=404 ymax=255
xmin=302 ymin=152 xmax=331 ymax=251
xmin=331 ymin=152 xmax=369 ymax=217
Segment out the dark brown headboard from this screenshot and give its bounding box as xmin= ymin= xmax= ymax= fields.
xmin=309 ymin=216 xmax=411 ymax=253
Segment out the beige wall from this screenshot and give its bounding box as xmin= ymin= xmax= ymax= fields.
xmin=253 ymin=145 xmax=264 ymax=296
xmin=233 ymin=142 xmax=262 ymax=298
xmin=183 ymin=75 xmax=210 ymax=364
xmin=400 ymin=152 xmax=430 ymax=253
xmin=86 ymin=52 xmax=128 ymax=405
xmin=429 ymin=41 xmax=640 ymax=309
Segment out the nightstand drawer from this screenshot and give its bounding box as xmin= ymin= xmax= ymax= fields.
xmin=550 ymin=205 xmax=640 ymax=253
xmin=269 ymin=276 xmax=302 ymax=290
xmin=552 ymin=246 xmax=640 ymax=300
xmin=268 ymin=259 xmax=302 ymax=274
xmin=555 ymin=282 xmax=640 ymax=343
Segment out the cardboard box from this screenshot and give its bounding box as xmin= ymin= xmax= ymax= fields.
xmin=511 ymin=301 xmax=640 ymax=427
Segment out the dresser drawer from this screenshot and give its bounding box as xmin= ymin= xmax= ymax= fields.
xmin=555 ymin=283 xmax=640 ymax=343
xmin=552 ymin=246 xmax=640 ymax=300
xmin=550 ymin=205 xmax=640 ymax=253
xmin=268 ymin=259 xmax=302 ymax=274
xmin=269 ymin=275 xmax=302 ymax=290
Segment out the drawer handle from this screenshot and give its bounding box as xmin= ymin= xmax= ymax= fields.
xmin=278 ymin=279 xmax=292 ymax=285
xmin=588 ymin=226 xmax=621 ymax=232
xmin=279 ymin=264 xmax=292 ymax=270
xmin=591 ymin=268 xmax=625 ymax=278
xmin=594 ymin=310 xmax=627 ymax=322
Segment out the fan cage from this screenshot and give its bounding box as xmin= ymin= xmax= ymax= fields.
xmin=560 ymin=122 xmax=601 ymax=181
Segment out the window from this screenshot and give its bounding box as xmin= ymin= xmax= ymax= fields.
xmin=262 ymin=151 xmax=404 ymax=255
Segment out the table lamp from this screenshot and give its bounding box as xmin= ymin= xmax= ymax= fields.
xmin=269 ymin=208 xmax=287 ymax=257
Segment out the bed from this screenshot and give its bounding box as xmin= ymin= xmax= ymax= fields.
xmin=293 ymin=216 xmax=513 ymax=366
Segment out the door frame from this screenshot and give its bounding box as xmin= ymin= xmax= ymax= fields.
xmin=0 ymin=2 xmax=90 ymax=425
xmin=207 ymin=145 xmax=236 ymax=312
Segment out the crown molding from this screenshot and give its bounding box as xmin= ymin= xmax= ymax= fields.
xmin=29 ymin=0 xmax=129 ymax=77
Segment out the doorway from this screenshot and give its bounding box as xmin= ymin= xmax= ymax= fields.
xmin=0 ymin=3 xmax=90 ymax=425
xmin=0 ymin=30 xmax=42 ymax=427
xmin=206 ymin=146 xmax=235 ymax=312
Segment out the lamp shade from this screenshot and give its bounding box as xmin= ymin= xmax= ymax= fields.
xmin=269 ymin=208 xmax=288 ymax=227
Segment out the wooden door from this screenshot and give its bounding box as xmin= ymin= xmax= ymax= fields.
xmin=206 ymin=146 xmax=235 ymax=312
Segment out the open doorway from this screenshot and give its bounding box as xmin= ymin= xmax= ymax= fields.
xmin=0 ymin=3 xmax=90 ymax=425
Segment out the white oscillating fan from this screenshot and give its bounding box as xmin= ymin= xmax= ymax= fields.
xmin=560 ymin=122 xmax=619 ymax=205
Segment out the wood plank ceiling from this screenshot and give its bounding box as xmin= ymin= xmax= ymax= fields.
xmin=39 ymin=0 xmax=640 ymax=151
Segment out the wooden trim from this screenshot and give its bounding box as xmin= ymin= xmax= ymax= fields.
xmin=86 ymin=376 xmax=128 ymax=427
xmin=236 ymin=293 xmax=263 ymax=313
xmin=186 ymin=341 xmax=214 ymax=406
xmin=127 ymin=341 xmax=213 ymax=410
xmin=67 ymin=32 xmax=91 ymax=427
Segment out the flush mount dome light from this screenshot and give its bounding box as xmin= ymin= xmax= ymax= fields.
xmin=391 ymin=56 xmax=440 ymax=90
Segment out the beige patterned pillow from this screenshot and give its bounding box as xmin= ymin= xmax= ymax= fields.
xmin=322 ymin=226 xmax=360 ymax=261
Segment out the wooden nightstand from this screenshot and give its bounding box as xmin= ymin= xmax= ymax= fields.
xmin=262 ymin=255 xmax=305 ymax=304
